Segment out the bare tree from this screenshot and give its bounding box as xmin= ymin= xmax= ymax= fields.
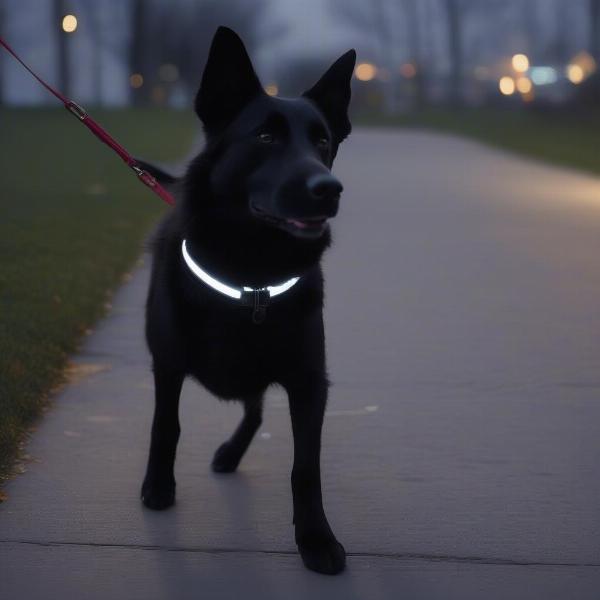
xmin=53 ymin=0 xmax=71 ymax=97
xmin=522 ymin=0 xmax=541 ymax=61
xmin=442 ymin=0 xmax=509 ymax=104
xmin=592 ymin=0 xmax=600 ymax=62
xmin=554 ymin=0 xmax=572 ymax=64
xmin=129 ymin=0 xmax=148 ymax=105
xmin=328 ymin=0 xmax=435 ymax=111
xmin=71 ymin=0 xmax=124 ymax=106
xmin=0 ymin=0 xmax=4 ymax=105
xmin=328 ymin=0 xmax=400 ymax=111
xmin=328 ymin=0 xmax=377 ymax=65
xmin=128 ymin=0 xmax=278 ymax=106
xmin=166 ymin=0 xmax=277 ymax=96
xmin=86 ymin=2 xmax=103 ymax=105
xmin=402 ymin=0 xmax=427 ymax=107
xmin=442 ymin=0 xmax=464 ymax=105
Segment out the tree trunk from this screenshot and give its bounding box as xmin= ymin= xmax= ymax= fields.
xmin=0 ymin=0 xmax=4 ymax=105
xmin=52 ymin=0 xmax=70 ymax=97
xmin=403 ymin=0 xmax=427 ymax=109
xmin=523 ymin=0 xmax=539 ymax=61
xmin=373 ymin=0 xmax=397 ymax=114
xmin=443 ymin=0 xmax=463 ymax=106
xmin=130 ymin=0 xmax=147 ymax=106
xmin=88 ymin=3 xmax=103 ymax=106
xmin=592 ymin=0 xmax=600 ymax=63
xmin=554 ymin=0 xmax=571 ymax=64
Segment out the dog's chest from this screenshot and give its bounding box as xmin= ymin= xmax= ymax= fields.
xmin=185 ymin=311 xmax=291 ymax=399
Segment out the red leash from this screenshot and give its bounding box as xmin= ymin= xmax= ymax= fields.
xmin=0 ymin=36 xmax=175 ymax=206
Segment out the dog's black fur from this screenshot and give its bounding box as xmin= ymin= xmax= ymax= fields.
xmin=140 ymin=26 xmax=355 ymax=575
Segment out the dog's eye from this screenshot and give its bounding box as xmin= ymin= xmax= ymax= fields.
xmin=257 ymin=132 xmax=275 ymax=144
xmin=316 ymin=137 xmax=329 ymax=149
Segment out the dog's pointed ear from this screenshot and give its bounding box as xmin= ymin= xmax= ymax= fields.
xmin=303 ymin=49 xmax=356 ymax=144
xmin=195 ymin=26 xmax=264 ymax=133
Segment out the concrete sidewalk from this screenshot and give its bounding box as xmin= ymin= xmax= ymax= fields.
xmin=2 ymin=128 xmax=600 ymax=599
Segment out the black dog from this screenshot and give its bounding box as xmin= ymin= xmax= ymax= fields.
xmin=140 ymin=26 xmax=355 ymax=575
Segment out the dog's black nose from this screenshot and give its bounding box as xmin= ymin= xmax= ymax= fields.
xmin=307 ymin=174 xmax=343 ymax=201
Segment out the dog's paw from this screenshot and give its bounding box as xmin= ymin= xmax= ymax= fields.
xmin=141 ymin=478 xmax=176 ymax=510
xmin=211 ymin=441 xmax=241 ymax=473
xmin=297 ymin=536 xmax=346 ymax=575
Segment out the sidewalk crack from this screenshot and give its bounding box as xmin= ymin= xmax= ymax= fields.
xmin=1 ymin=539 xmax=599 ymax=568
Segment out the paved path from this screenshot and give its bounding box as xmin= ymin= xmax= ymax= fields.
xmin=2 ymin=128 xmax=600 ymax=599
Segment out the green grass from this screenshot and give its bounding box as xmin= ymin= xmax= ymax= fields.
xmin=356 ymin=108 xmax=600 ymax=176
xmin=0 ymin=108 xmax=196 ymax=483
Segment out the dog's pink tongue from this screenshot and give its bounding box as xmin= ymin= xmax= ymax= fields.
xmin=287 ymin=219 xmax=309 ymax=229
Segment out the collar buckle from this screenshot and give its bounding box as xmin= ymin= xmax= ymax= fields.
xmin=241 ymin=289 xmax=270 ymax=324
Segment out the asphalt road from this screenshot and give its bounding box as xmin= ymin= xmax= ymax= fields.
xmin=2 ymin=128 xmax=600 ymax=599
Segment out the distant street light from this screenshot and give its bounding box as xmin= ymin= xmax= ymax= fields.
xmin=399 ymin=63 xmax=417 ymax=79
xmin=566 ymin=64 xmax=585 ymax=84
xmin=570 ymin=51 xmax=597 ymax=77
xmin=512 ymin=54 xmax=529 ymax=73
xmin=151 ymin=85 xmax=166 ymax=105
xmin=516 ymin=76 xmax=532 ymax=94
xmin=129 ymin=73 xmax=144 ymax=89
xmin=565 ymin=51 xmax=596 ymax=85
xmin=355 ymin=63 xmax=377 ymax=82
xmin=62 ymin=14 xmax=77 ymax=33
xmin=499 ymin=76 xmax=516 ymax=96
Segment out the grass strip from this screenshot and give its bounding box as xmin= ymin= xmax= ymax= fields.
xmin=356 ymin=108 xmax=600 ymax=176
xmin=0 ymin=108 xmax=195 ymax=483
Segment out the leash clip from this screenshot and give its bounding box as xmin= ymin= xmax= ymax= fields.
xmin=66 ymin=101 xmax=87 ymax=120
xmin=132 ymin=165 xmax=157 ymax=188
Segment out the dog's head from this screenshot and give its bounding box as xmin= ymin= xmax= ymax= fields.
xmin=192 ymin=26 xmax=355 ymax=241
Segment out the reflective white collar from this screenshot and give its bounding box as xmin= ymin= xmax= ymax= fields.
xmin=181 ymin=239 xmax=300 ymax=300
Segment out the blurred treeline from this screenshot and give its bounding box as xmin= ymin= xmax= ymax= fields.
xmin=0 ymin=0 xmax=598 ymax=112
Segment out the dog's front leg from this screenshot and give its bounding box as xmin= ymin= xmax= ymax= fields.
xmin=141 ymin=365 xmax=184 ymax=510
xmin=288 ymin=378 xmax=346 ymax=575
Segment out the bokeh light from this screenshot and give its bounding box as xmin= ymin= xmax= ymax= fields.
xmin=355 ymin=62 xmax=377 ymax=82
xmin=499 ymin=76 xmax=515 ymax=95
xmin=516 ymin=76 xmax=532 ymax=94
xmin=566 ymin=64 xmax=585 ymax=84
xmin=512 ymin=54 xmax=530 ymax=73
xmin=400 ymin=63 xmax=416 ymax=78
xmin=61 ymin=14 xmax=77 ymax=33
xmin=129 ymin=73 xmax=144 ymax=89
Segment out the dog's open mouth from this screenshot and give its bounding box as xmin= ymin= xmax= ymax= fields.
xmin=285 ymin=217 xmax=327 ymax=231
xmin=251 ymin=204 xmax=329 ymax=238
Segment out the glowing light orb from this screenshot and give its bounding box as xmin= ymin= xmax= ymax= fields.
xmin=355 ymin=63 xmax=377 ymax=82
xmin=62 ymin=14 xmax=77 ymax=33
xmin=499 ymin=76 xmax=515 ymax=96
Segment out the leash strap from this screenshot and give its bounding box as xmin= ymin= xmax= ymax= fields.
xmin=0 ymin=36 xmax=176 ymax=206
